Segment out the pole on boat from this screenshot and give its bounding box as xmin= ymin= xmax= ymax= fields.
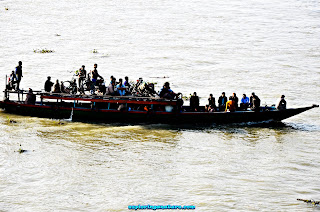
xmin=5 ymin=75 xmax=7 ymax=99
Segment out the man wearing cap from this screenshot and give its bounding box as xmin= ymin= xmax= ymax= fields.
xmin=44 ymin=76 xmax=54 ymax=92
xmin=277 ymin=95 xmax=287 ymax=110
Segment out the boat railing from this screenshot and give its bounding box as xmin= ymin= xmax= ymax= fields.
xmin=4 ymin=89 xmax=179 ymax=105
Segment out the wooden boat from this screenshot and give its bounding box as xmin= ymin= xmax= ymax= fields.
xmin=0 ymin=89 xmax=318 ymax=124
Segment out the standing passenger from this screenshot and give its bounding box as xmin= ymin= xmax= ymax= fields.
xmin=15 ymin=61 xmax=23 ymax=90
xmin=44 ymin=76 xmax=54 ymax=92
xmin=91 ymin=64 xmax=103 ymax=84
xmin=8 ymin=71 xmax=17 ymax=90
xmin=78 ymin=65 xmax=86 ymax=88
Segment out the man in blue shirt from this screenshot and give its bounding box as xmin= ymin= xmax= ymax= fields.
xmin=116 ymin=78 xmax=126 ymax=96
xmin=240 ymin=94 xmax=250 ymax=110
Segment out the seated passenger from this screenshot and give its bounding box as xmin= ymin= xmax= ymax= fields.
xmin=250 ymin=92 xmax=261 ymax=111
xmin=109 ymin=75 xmax=114 ymax=84
xmin=105 ymin=81 xmax=116 ymax=96
xmin=44 ymin=76 xmax=54 ymax=92
xmin=61 ymin=81 xmax=66 ymax=93
xmin=240 ymin=94 xmax=250 ymax=110
xmin=159 ymin=82 xmax=176 ymax=99
xmin=231 ymin=93 xmax=239 ymax=109
xmin=25 ymin=88 xmax=36 ymax=105
xmin=205 ymin=94 xmax=216 ymax=112
xmin=124 ymin=76 xmax=131 ymax=88
xmin=53 ymin=80 xmax=61 ymax=93
xmin=218 ymin=92 xmax=227 ymax=111
xmin=116 ymin=78 xmax=126 ymax=96
xmin=277 ymin=95 xmax=287 ymax=110
xmin=225 ymin=96 xmax=236 ymax=112
xmin=190 ymin=92 xmax=199 ymax=111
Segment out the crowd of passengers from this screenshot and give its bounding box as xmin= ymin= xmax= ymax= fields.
xmin=190 ymin=92 xmax=287 ymax=112
xmin=43 ymin=64 xmax=180 ymax=99
xmin=8 ymin=62 xmax=287 ymax=111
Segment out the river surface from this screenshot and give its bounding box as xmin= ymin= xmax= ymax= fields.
xmin=0 ymin=0 xmax=320 ymax=211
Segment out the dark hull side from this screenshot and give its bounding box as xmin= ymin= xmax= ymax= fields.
xmin=0 ymin=101 xmax=317 ymax=124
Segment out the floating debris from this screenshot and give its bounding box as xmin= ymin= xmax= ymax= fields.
xmin=7 ymin=116 xmax=17 ymax=123
xmin=17 ymin=144 xmax=26 ymax=153
xmin=92 ymin=49 xmax=98 ymax=53
xmin=53 ymin=120 xmax=65 ymax=125
xmin=101 ymin=53 xmax=109 ymax=58
xmin=297 ymin=199 xmax=320 ymax=205
xmin=150 ymin=76 xmax=169 ymax=79
xmin=182 ymin=94 xmax=192 ymax=100
xmin=33 ymin=49 xmax=55 ymax=53
xmin=58 ymin=120 xmax=65 ymax=125
xmin=5 ymin=7 xmax=9 ymax=10
xmin=55 ymin=34 xmax=61 ymax=36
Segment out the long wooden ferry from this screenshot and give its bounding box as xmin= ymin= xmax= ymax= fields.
xmin=0 ymin=89 xmax=318 ymax=124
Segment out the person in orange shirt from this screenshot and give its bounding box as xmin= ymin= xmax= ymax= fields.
xmin=225 ymin=96 xmax=236 ymax=112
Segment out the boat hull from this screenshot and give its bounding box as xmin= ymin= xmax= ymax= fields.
xmin=0 ymin=100 xmax=317 ymax=124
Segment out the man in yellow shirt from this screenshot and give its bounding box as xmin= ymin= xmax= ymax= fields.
xmin=225 ymin=97 xmax=236 ymax=112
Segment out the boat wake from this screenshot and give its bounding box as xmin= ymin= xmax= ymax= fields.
xmin=63 ymin=108 xmax=73 ymax=122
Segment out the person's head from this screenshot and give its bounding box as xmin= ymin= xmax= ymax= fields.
xmin=56 ymin=79 xmax=59 ymax=83
xmin=233 ymin=93 xmax=236 ymax=97
xmin=222 ymin=92 xmax=225 ymax=97
xmin=28 ymin=88 xmax=33 ymax=93
xmin=125 ymin=76 xmax=129 ymax=81
xmin=164 ymin=82 xmax=170 ymax=88
xmin=243 ymin=94 xmax=246 ymax=98
xmin=281 ymin=95 xmax=285 ymax=99
xmin=47 ymin=76 xmax=51 ymax=80
xmin=82 ymin=65 xmax=85 ymax=69
xmin=18 ymin=61 xmax=22 ymax=66
xmin=94 ymin=63 xmax=97 ymax=69
xmin=11 ymin=71 xmax=14 ymax=74
xmin=119 ymin=78 xmax=123 ymax=83
xmin=61 ymin=81 xmax=64 ymax=85
xmin=193 ymin=92 xmax=197 ymax=96
xmin=252 ymin=92 xmax=255 ymax=96
xmin=210 ymin=94 xmax=213 ymax=97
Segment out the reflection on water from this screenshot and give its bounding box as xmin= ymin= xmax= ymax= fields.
xmin=2 ymin=111 xmax=319 ymax=152
xmin=0 ymin=112 xmax=181 ymax=145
